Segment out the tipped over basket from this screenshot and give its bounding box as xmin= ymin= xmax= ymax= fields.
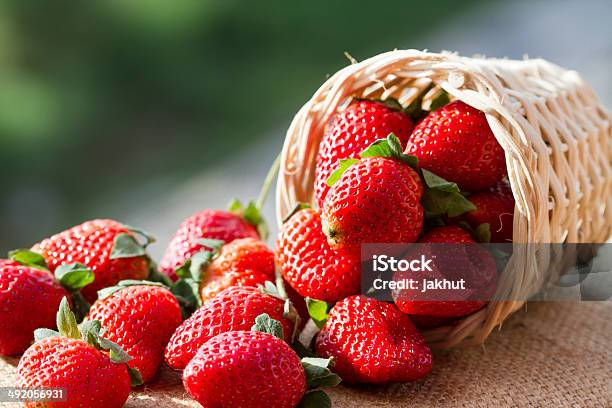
xmin=276 ymin=49 xmax=612 ymax=347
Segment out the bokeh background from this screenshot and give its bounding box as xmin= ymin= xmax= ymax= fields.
xmin=0 ymin=0 xmax=610 ymax=258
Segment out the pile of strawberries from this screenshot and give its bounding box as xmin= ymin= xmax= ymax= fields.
xmin=0 ymin=94 xmax=514 ymax=408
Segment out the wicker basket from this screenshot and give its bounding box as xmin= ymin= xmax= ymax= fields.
xmin=276 ymin=49 xmax=612 ymax=347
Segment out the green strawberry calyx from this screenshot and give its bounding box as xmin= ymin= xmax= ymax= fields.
xmin=8 ymin=249 xmax=48 ymax=271
xmin=258 ymin=280 xmax=302 ymax=343
xmin=326 ymin=133 xmax=418 ymax=187
xmin=421 ymin=169 xmax=476 ymax=218
xmin=229 ymin=198 xmax=269 ymax=240
xmin=297 ymin=357 xmax=341 ymax=408
xmin=305 ymin=298 xmax=329 ymax=329
xmin=169 ymin=238 xmax=224 ymax=318
xmin=251 ymin=313 xmax=285 ymax=340
xmin=97 ymin=279 xmax=168 ymax=300
xmin=9 ymin=249 xmax=94 ymax=321
xmin=34 ymin=297 xmax=143 ymax=387
xmin=457 ymin=221 xmax=491 ymax=243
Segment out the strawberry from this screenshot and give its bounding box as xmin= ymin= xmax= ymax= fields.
xmin=184 ymin=314 xmax=339 ymax=408
xmin=33 ymin=219 xmax=152 ymax=303
xmin=164 ymin=285 xmax=295 ymax=370
xmin=453 ymin=180 xmax=515 ymax=243
xmin=159 ymin=209 xmax=259 ymax=281
xmin=17 ymin=298 xmax=138 ymax=408
xmin=275 ymin=207 xmax=360 ymax=303
xmin=0 ymin=259 xmax=67 ymax=356
xmin=315 ymin=295 xmax=432 ymax=383
xmin=392 ymin=226 xmax=497 ymax=317
xmin=405 ymin=100 xmax=506 ymax=191
xmin=314 ymin=100 xmax=414 ymax=207
xmin=198 ymin=237 xmax=275 ymax=303
xmin=184 ymin=330 xmax=306 ymax=408
xmin=322 ymin=156 xmax=424 ymax=250
xmin=87 ymin=282 xmax=182 ymax=383
xmin=420 ymin=225 xmax=474 ymax=243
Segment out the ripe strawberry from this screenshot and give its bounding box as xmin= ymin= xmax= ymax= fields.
xmin=184 ymin=330 xmax=306 ymax=408
xmin=164 ymin=285 xmax=294 ymax=370
xmin=17 ymin=298 xmax=136 ymax=408
xmin=314 ymin=100 xmax=414 ymax=207
xmin=322 ymin=156 xmax=424 ymax=249
xmin=275 ymin=208 xmax=360 ymax=303
xmin=420 ymin=225 xmax=474 ymax=243
xmin=33 ymin=219 xmax=151 ymax=302
xmin=393 ymin=226 xmax=497 ymax=317
xmin=455 ymin=181 xmax=515 ymax=242
xmin=199 ymin=237 xmax=275 ymax=303
xmin=0 ymin=260 xmax=67 ymax=356
xmin=315 ymin=295 xmax=432 ymax=383
xmin=87 ymin=282 xmax=182 ymax=383
xmin=159 ymin=209 xmax=259 ymax=281
xmin=405 ymin=100 xmax=506 ymax=191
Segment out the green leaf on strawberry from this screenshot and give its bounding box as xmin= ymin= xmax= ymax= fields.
xmin=170 ymin=278 xmax=201 ymax=319
xmin=229 ymin=199 xmax=269 ymax=240
xmin=305 ymin=298 xmax=329 ymax=329
xmin=55 ymin=263 xmax=95 ymax=292
xmin=326 ymin=134 xmax=419 ymax=187
xmin=8 ymin=249 xmax=48 ymax=271
xmin=421 ymin=169 xmax=476 ymax=218
xmin=326 ymin=159 xmax=359 ymax=187
xmin=33 ymin=328 xmax=60 ymax=342
xmin=359 ymin=133 xmax=418 ymax=168
xmin=301 ymin=357 xmax=342 ymax=389
xmin=251 ymin=313 xmax=284 ymax=340
xmin=297 ymin=390 xmax=332 ymax=408
xmin=428 ymin=89 xmax=450 ymax=111
xmin=57 ymin=297 xmax=81 ymax=340
xmin=35 ymin=296 xmax=142 ymax=386
xmin=121 ymin=225 xmax=156 ymax=248
xmin=110 ymin=233 xmax=147 ymax=260
xmin=97 ymin=279 xmax=167 ymax=300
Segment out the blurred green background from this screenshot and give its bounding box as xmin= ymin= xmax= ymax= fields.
xmin=0 ymin=0 xmax=480 ymax=252
xmin=1 ymin=0 xmax=609 ymax=256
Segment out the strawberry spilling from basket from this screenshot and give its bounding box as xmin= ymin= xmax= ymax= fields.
xmin=2 ymin=49 xmax=610 ymax=408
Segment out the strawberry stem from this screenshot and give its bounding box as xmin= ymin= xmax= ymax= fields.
xmin=256 ymin=153 xmax=281 ymax=211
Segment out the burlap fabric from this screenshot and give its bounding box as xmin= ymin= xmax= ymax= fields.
xmin=1 ymin=301 xmax=609 ymax=407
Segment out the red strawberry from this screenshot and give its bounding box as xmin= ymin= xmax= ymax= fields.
xmin=315 ymin=100 xmax=414 ymax=207
xmin=405 ymin=100 xmax=506 ymax=191
xmin=184 ymin=330 xmax=306 ymax=408
xmin=420 ymin=225 xmax=474 ymax=243
xmin=275 ymin=208 xmax=360 ymax=303
xmin=322 ymin=157 xmax=424 ymax=250
xmin=17 ymin=298 xmax=135 ymax=408
xmin=0 ymin=260 xmax=67 ymax=355
xmin=199 ymin=237 xmax=275 ymax=303
xmin=315 ymin=295 xmax=432 ymax=383
xmin=392 ymin=226 xmax=497 ymax=317
xmin=87 ymin=283 xmax=182 ymax=383
xmin=164 ymin=285 xmax=294 ymax=370
xmin=456 ymin=181 xmax=515 ymax=242
xmin=159 ymin=209 xmax=259 ymax=281
xmin=33 ymin=219 xmax=150 ymax=302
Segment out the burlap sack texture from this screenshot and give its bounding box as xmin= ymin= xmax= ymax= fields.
xmin=1 ymin=301 xmax=609 ymax=407
xmin=276 ymin=50 xmax=612 ymax=348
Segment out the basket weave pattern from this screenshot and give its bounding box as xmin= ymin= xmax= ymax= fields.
xmin=276 ymin=50 xmax=612 ymax=347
